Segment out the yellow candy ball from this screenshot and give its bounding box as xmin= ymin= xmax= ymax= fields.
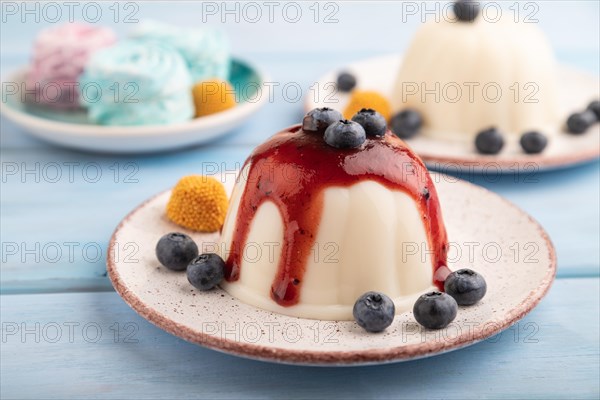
xmin=192 ymin=79 xmax=236 ymax=118
xmin=343 ymin=91 xmax=392 ymax=121
xmin=166 ymin=175 xmax=228 ymax=232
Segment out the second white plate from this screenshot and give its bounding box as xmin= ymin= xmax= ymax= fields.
xmin=305 ymin=54 xmax=600 ymax=172
xmin=108 ymin=172 xmax=556 ymax=365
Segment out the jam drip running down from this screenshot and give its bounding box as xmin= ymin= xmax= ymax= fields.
xmin=224 ymin=125 xmax=448 ymax=307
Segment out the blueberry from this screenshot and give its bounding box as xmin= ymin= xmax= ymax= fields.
xmin=567 ymin=111 xmax=596 ymax=134
xmin=520 ymin=131 xmax=548 ymax=154
xmin=155 ymin=232 xmax=199 ymax=271
xmin=444 ymin=269 xmax=487 ymax=306
xmin=413 ymin=292 xmax=458 ymax=330
xmin=390 ymin=109 xmax=422 ymax=139
xmin=324 ymin=119 xmax=366 ymax=149
xmin=187 ymin=253 xmax=225 ymax=291
xmin=337 ymin=72 xmax=357 ymax=92
xmin=475 ymin=127 xmax=504 ymax=154
xmin=303 ymin=107 xmax=343 ymax=134
xmin=351 ymin=108 xmax=387 ymax=137
xmin=353 ymin=291 xmax=395 ymax=332
xmin=588 ymin=100 xmax=600 ymax=120
xmin=454 ymin=0 xmax=480 ymax=22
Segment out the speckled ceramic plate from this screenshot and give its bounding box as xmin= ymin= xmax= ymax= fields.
xmin=305 ymin=54 xmax=600 ymax=172
xmin=0 ymin=59 xmax=267 ymax=153
xmin=107 ymin=172 xmax=556 ymax=366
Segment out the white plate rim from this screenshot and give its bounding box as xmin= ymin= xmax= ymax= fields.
xmin=107 ymin=174 xmax=557 ymax=366
xmin=304 ymin=53 xmax=600 ymax=172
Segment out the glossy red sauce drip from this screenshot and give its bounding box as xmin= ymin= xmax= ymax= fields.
xmin=225 ymin=125 xmax=448 ymax=306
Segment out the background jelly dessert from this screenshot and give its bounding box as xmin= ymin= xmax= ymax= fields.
xmin=392 ymin=15 xmax=559 ymax=141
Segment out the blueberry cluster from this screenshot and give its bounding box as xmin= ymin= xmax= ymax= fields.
xmin=475 ymin=99 xmax=600 ymax=155
xmin=474 ymin=127 xmax=550 ymax=155
xmin=155 ymin=232 xmax=225 ymax=291
xmin=353 ymin=268 xmax=486 ymax=332
xmin=476 ymin=128 xmax=550 ymax=155
xmin=414 ymin=268 xmax=486 ymax=329
xmin=567 ymin=100 xmax=600 ymax=134
xmin=334 ymin=70 xmax=421 ymax=140
xmin=302 ymin=107 xmax=387 ymax=149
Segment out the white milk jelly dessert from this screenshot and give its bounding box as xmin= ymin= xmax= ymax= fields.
xmin=216 ymin=109 xmax=449 ymax=320
xmin=391 ymin=2 xmax=560 ymax=141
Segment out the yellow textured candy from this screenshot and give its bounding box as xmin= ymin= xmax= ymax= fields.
xmin=343 ymin=91 xmax=392 ymax=121
xmin=166 ymin=175 xmax=228 ymax=232
xmin=192 ymin=79 xmax=236 ymax=118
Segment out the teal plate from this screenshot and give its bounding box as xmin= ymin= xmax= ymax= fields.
xmin=0 ymin=58 xmax=267 ymax=153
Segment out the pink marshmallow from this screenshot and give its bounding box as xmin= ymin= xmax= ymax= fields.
xmin=26 ymin=22 xmax=116 ymax=109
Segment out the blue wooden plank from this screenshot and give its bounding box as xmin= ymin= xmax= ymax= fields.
xmin=3 ymin=47 xmax=599 ymax=151
xmin=0 ymin=146 xmax=250 ymax=293
xmin=1 ymin=278 xmax=598 ymax=399
xmin=2 ymin=0 xmax=599 ymax=152
xmin=1 ymin=1 xmax=598 ymax=60
xmin=2 ymin=145 xmax=598 ymax=293
xmin=0 ymin=2 xmax=598 ymax=397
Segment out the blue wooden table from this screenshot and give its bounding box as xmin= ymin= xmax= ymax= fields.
xmin=1 ymin=2 xmax=599 ymax=399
